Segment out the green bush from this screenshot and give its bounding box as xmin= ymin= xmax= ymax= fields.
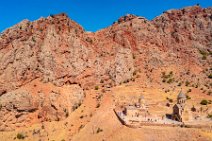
xmin=100 ymin=80 xmax=104 ymax=83
xmin=133 ymin=71 xmax=137 ymax=76
xmin=200 ymin=100 xmax=208 ymax=105
xmin=167 ymin=78 xmax=174 ymax=84
xmin=96 ymin=127 xmax=103 ymax=134
xmin=95 ymin=86 xmax=99 ymax=90
xmin=96 ymin=103 xmax=100 ymax=108
xmin=17 ymin=133 xmax=25 ymax=140
xmin=186 ymin=95 xmax=191 ymax=100
xmin=166 ymin=97 xmax=173 ymax=103
xmin=191 ymin=105 xmax=196 ymax=112
xmin=178 ymin=82 xmax=182 ymax=86
xmin=185 ymin=81 xmax=190 ymax=86
xmin=169 ymin=99 xmax=173 ymax=103
xmin=78 ymin=125 xmax=85 ymax=131
xmin=207 ymin=114 xmax=212 ymax=119
xmin=187 ymin=89 xmax=192 ymax=93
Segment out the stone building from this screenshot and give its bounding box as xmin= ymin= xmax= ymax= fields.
xmin=123 ymin=95 xmax=147 ymax=117
xmin=172 ymin=91 xmax=186 ymax=122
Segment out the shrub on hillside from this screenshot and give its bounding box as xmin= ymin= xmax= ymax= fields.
xmin=17 ymin=133 xmax=25 ymax=140
xmin=200 ymin=100 xmax=208 ymax=105
xmin=95 ymin=86 xmax=99 ymax=90
xmin=96 ymin=127 xmax=103 ymax=134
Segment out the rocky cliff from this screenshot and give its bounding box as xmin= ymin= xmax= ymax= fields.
xmin=0 ymin=5 xmax=211 ymax=131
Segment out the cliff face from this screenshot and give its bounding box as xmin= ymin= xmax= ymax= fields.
xmin=0 ymin=6 xmax=211 ymax=131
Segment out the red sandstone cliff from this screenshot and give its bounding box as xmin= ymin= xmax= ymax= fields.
xmin=0 ymin=5 xmax=211 ymax=131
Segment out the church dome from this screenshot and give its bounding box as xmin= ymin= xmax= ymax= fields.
xmin=177 ymin=91 xmax=186 ymax=99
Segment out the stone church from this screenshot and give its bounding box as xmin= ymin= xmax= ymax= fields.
xmin=172 ymin=90 xmax=186 ymax=122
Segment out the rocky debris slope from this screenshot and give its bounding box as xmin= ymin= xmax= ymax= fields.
xmin=0 ymin=5 xmax=211 ymax=131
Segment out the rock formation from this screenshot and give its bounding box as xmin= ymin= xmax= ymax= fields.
xmin=0 ymin=5 xmax=211 ymax=131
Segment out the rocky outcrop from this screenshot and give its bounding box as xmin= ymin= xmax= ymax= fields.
xmin=0 ymin=90 xmax=37 ymax=131
xmin=0 ymin=6 xmax=211 ymax=92
xmin=0 ymin=84 xmax=84 ymax=131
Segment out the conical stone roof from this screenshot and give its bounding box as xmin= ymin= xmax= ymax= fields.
xmin=177 ymin=90 xmax=186 ymax=99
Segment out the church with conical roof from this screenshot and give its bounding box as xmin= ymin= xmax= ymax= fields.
xmin=172 ymin=90 xmax=187 ymax=122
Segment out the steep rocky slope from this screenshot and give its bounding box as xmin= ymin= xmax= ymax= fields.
xmin=0 ymin=5 xmax=212 ymax=131
xmin=0 ymin=6 xmax=211 ymax=93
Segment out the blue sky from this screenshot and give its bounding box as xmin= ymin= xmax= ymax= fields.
xmin=0 ymin=0 xmax=211 ymax=32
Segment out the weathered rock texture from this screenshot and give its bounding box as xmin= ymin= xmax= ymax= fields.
xmin=0 ymin=5 xmax=212 ymax=130
xmin=0 ymin=82 xmax=84 ymax=131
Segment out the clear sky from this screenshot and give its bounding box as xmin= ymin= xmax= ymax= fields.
xmin=0 ymin=0 xmax=212 ymax=32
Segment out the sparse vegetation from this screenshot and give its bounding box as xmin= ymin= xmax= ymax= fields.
xmin=187 ymin=89 xmax=192 ymax=93
xmin=161 ymin=71 xmax=175 ymax=84
xmin=185 ymin=81 xmax=190 ymax=86
xmin=165 ymin=89 xmax=170 ymax=93
xmin=207 ymin=114 xmax=212 ymax=119
xmin=133 ymin=71 xmax=137 ymax=76
xmin=186 ymin=95 xmax=191 ymax=100
xmin=95 ymin=86 xmax=99 ymax=90
xmin=178 ymin=82 xmax=182 ymax=86
xmin=32 ymin=37 xmax=36 ymax=42
xmin=166 ymin=103 xmax=170 ymax=107
xmin=86 ymin=37 xmax=93 ymax=43
xmin=133 ymin=54 xmax=136 ymax=59
xmin=191 ymin=105 xmax=196 ymax=112
xmin=72 ymin=102 xmax=81 ymax=111
xmin=167 ymin=78 xmax=175 ymax=84
xmin=200 ymin=99 xmax=208 ymax=105
xmin=123 ymin=79 xmax=130 ymax=83
xmin=17 ymin=133 xmax=25 ymax=140
xmin=96 ymin=127 xmax=103 ymax=134
xmin=199 ymin=49 xmax=208 ymax=60
xmin=166 ymin=97 xmax=173 ymax=103
xmin=208 ymin=74 xmax=212 ymax=79
xmin=96 ymin=103 xmax=100 ymax=108
xmin=78 ymin=124 xmax=85 ymax=131
xmin=64 ymin=108 xmax=69 ymax=117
